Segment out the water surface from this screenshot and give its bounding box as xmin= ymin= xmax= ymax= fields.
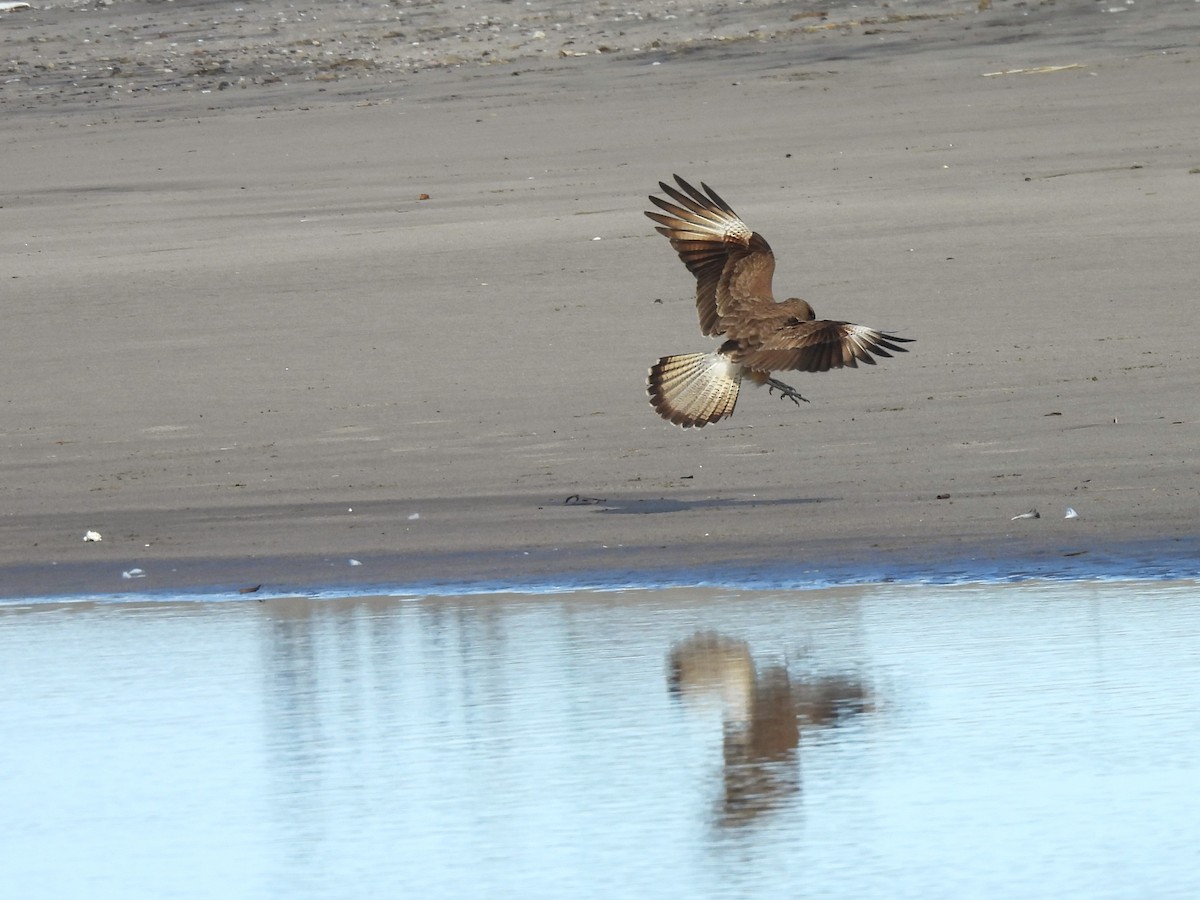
xmin=3 ymin=580 xmax=1198 ymax=898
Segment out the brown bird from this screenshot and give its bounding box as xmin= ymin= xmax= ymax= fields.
xmin=645 ymin=175 xmax=912 ymax=428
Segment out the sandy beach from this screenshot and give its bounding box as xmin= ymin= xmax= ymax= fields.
xmin=2 ymin=0 xmax=1198 ymax=597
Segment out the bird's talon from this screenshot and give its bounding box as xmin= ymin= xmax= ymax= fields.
xmin=767 ymin=379 xmax=808 ymax=406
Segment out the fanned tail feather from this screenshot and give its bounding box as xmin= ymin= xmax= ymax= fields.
xmin=648 ymin=352 xmax=741 ymax=428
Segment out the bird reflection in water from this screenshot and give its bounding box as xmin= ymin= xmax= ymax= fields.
xmin=667 ymin=632 xmax=872 ymax=829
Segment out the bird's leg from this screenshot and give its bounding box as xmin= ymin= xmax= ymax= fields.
xmin=765 ymin=377 xmax=809 ymax=406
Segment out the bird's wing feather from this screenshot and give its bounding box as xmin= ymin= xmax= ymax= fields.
xmin=645 ymin=175 xmax=776 ymax=336
xmin=736 ymin=320 xmax=913 ymax=373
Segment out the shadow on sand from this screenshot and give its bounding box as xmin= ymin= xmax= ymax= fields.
xmin=596 ymin=496 xmax=836 ymax=515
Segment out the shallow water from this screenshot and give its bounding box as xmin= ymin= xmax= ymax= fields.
xmin=3 ymin=580 xmax=1199 ymax=899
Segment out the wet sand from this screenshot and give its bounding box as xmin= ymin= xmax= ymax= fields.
xmin=3 ymin=0 xmax=1199 ymax=597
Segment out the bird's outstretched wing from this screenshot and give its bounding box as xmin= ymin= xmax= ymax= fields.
xmin=735 ymin=320 xmax=913 ymax=374
xmin=645 ymin=175 xmax=777 ymax=336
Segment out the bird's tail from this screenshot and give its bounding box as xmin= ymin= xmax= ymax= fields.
xmin=648 ymin=352 xmax=741 ymax=428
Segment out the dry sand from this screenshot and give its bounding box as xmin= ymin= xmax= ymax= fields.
xmin=2 ymin=0 xmax=1199 ymax=597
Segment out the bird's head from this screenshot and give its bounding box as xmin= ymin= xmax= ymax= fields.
xmin=784 ymin=298 xmax=816 ymax=320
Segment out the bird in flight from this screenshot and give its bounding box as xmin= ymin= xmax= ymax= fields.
xmin=644 ymin=175 xmax=912 ymax=428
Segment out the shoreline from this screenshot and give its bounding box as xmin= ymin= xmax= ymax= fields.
xmin=4 ymin=531 xmax=1199 ymax=603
